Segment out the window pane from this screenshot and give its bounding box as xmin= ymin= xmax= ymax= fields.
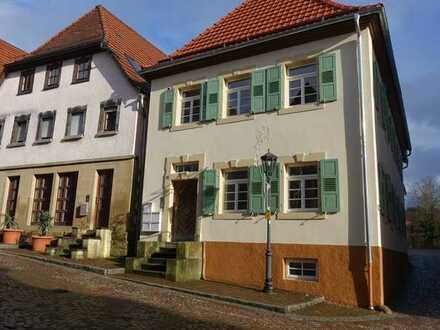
xmin=289 ymin=200 xmax=301 ymax=209
xmin=70 ymin=113 xmax=82 ymax=136
xmin=289 ymin=180 xmax=301 ymax=189
xmin=104 ymin=110 xmax=117 ymax=131
xmin=237 ymin=201 xmax=248 ymax=210
xmin=289 ymin=190 xmax=301 ymax=199
xmin=228 ymin=79 xmax=251 ymax=89
xmin=226 ymin=184 xmax=235 ymax=193
xmin=303 ymin=165 xmax=318 ymax=175
xmin=183 ymin=89 xmax=200 ymax=98
xmin=305 ymin=199 xmax=318 ymax=209
xmin=225 ymin=202 xmax=235 ymax=210
xmin=226 ymin=171 xmax=248 ymax=180
xmin=305 ymin=94 xmax=317 ymax=104
xmin=289 ymin=64 xmax=317 ymax=77
xmin=40 ymin=118 xmax=51 ymax=138
xmin=305 ymin=179 xmax=318 ymax=189
xmin=238 ymin=192 xmax=248 ymax=201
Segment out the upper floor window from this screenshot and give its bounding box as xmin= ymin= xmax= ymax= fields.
xmin=0 ymin=118 xmax=5 ymax=146
xmin=227 ymin=78 xmax=251 ymax=116
xmin=65 ymin=106 xmax=86 ymax=140
xmin=9 ymin=114 xmax=30 ymax=146
xmin=72 ymin=57 xmax=91 ymax=84
xmin=288 ymin=164 xmax=319 ymax=211
xmin=18 ymin=69 xmax=35 ymax=95
xmin=288 ymin=64 xmax=318 ymax=106
xmin=35 ymin=111 xmax=56 ymax=143
xmin=44 ymin=62 xmax=62 ymax=90
xmin=97 ymin=99 xmax=121 ymax=135
xmin=224 ymin=170 xmax=249 ymax=212
xmin=181 ymin=89 xmax=201 ymax=124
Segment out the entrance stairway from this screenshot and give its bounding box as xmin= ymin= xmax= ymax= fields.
xmin=138 ymin=243 xmax=177 ymax=277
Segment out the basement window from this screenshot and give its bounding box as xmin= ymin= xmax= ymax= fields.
xmin=286 ymin=259 xmax=318 ymax=281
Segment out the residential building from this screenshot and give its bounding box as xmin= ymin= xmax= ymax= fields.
xmin=0 ymin=5 xmax=165 ymax=256
xmin=0 ymin=38 xmax=27 ymax=84
xmin=138 ymin=0 xmax=411 ymax=307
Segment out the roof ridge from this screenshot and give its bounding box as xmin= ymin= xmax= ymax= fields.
xmin=31 ymin=5 xmax=104 ymax=55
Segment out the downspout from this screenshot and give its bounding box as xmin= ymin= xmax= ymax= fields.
xmin=355 ymin=13 xmax=375 ymax=310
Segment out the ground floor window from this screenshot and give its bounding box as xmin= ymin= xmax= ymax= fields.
xmin=287 ymin=164 xmax=319 ymax=211
xmin=32 ymin=174 xmax=53 ymax=223
xmin=286 ymin=259 xmax=318 ymax=281
xmin=224 ymin=170 xmax=248 ymax=212
xmin=6 ymin=176 xmax=20 ymax=217
xmin=55 ymin=172 xmax=78 ymax=226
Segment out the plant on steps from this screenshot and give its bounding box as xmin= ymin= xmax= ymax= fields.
xmin=37 ymin=211 xmax=53 ymax=236
xmin=1 ymin=214 xmax=23 ymax=245
xmin=2 ymin=214 xmax=18 ymax=230
xmin=31 ymin=211 xmax=54 ymax=253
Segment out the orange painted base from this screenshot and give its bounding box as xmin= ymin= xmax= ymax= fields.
xmin=31 ymin=236 xmax=54 ymax=253
xmin=2 ymin=229 xmax=23 ymax=245
xmin=203 ymin=242 xmax=407 ymax=307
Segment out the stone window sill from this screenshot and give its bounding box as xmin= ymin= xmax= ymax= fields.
xmin=277 ymin=212 xmax=326 ymax=220
xmin=278 ymin=103 xmax=324 ymax=116
xmin=7 ymin=142 xmax=25 ymax=148
xmin=171 ymin=122 xmax=202 ymax=132
xmin=217 ymin=114 xmax=254 ymax=125
xmin=61 ymin=135 xmax=83 ymax=142
xmin=213 ymin=213 xmax=253 ymax=220
xmin=95 ymin=131 xmax=118 ymax=138
xmin=33 ymin=139 xmax=52 ymax=145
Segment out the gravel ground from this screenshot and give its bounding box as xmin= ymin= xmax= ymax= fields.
xmin=0 ymin=251 xmax=439 ymax=329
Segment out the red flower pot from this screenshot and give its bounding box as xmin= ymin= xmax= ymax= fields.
xmin=2 ymin=229 xmax=23 ymax=245
xmin=31 ymin=236 xmax=54 ymax=253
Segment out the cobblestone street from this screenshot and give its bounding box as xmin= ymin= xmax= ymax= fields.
xmin=0 ymin=251 xmax=439 ymax=329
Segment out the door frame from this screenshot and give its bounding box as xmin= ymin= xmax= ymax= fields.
xmin=94 ymin=169 xmax=114 ymax=229
xmin=171 ymin=178 xmax=198 ymax=242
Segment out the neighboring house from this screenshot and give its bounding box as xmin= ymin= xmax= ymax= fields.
xmin=139 ymin=0 xmax=411 ymax=307
xmin=0 ymin=38 xmax=27 ymax=84
xmin=0 ymin=5 xmax=165 ymax=256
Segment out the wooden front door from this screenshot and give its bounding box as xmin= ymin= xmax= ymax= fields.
xmin=95 ymin=170 xmax=113 ymax=228
xmin=55 ymin=172 xmax=78 ymax=226
xmin=172 ymin=180 xmax=198 ymax=242
xmin=32 ymin=174 xmax=53 ymax=223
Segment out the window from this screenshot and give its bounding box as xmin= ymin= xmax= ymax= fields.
xmin=181 ymin=89 xmax=201 ymax=124
xmin=127 ymin=56 xmax=142 ymax=73
xmin=286 ymin=259 xmax=318 ymax=281
xmin=55 ymin=172 xmax=78 ymax=226
xmin=35 ymin=111 xmax=56 ymax=143
xmin=288 ymin=64 xmax=318 ymax=106
xmin=98 ymin=99 xmax=120 ymax=134
xmin=72 ymin=57 xmax=91 ymax=83
xmin=6 ymin=176 xmax=20 ymax=217
xmin=224 ymin=170 xmax=248 ymax=212
xmin=18 ymin=69 xmax=35 ymax=95
xmin=288 ymin=165 xmax=319 ymax=211
xmin=32 ymin=174 xmax=53 ymax=223
xmin=44 ymin=62 xmax=62 ymax=89
xmin=227 ymin=78 xmax=251 ymax=116
xmin=65 ymin=106 xmax=86 ymax=139
xmin=0 ymin=118 xmax=5 ymax=145
xmin=9 ymin=115 xmax=30 ymax=146
xmin=174 ymin=163 xmax=199 ymax=173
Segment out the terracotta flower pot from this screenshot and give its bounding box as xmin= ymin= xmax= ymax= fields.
xmin=2 ymin=229 xmax=23 ymax=245
xmin=31 ymin=236 xmax=54 ymax=253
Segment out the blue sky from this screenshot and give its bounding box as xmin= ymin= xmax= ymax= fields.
xmin=1 ymin=0 xmax=439 ymax=189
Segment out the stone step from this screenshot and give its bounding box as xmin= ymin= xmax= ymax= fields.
xmin=151 ymin=251 xmax=176 ymax=259
xmin=165 ymin=243 xmax=177 ymax=249
xmin=141 ymin=262 xmax=166 ymax=272
xmin=159 ymin=247 xmax=177 ymax=254
xmin=148 ymin=257 xmax=167 ymax=265
xmin=70 ymin=249 xmax=85 ymax=260
xmin=135 ymin=269 xmax=165 ymax=278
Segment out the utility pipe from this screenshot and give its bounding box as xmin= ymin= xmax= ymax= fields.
xmin=355 ymin=13 xmax=375 ymax=310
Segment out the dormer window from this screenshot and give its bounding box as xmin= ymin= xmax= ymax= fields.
xmin=44 ymin=62 xmax=62 ymax=89
xmin=181 ymin=89 xmax=201 ymax=124
xmin=72 ymin=57 xmax=91 ymax=84
xmin=18 ymin=69 xmax=35 ymax=95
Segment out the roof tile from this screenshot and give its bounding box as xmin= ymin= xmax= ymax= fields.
xmin=0 ymin=39 xmax=27 ymax=78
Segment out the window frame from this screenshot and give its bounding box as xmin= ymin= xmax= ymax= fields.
xmin=286 ymin=259 xmax=318 ymax=281
xmin=55 ymin=172 xmax=78 ymax=226
xmin=17 ymin=68 xmax=35 ymax=95
xmin=287 ymin=63 xmax=318 ymax=107
xmin=35 ymin=111 xmax=56 ymax=144
xmin=223 ymin=170 xmax=249 ymax=213
xmin=9 ymin=114 xmax=30 ymax=147
xmin=287 ymin=164 xmax=320 ymax=212
xmin=43 ymin=61 xmax=62 ymax=90
xmin=180 ymin=88 xmax=201 ymax=124
xmin=6 ymin=176 xmax=20 ymax=218
xmin=31 ymin=174 xmax=53 ymax=224
xmin=226 ymin=77 xmax=251 ymax=117
xmin=97 ymin=99 xmax=121 ymax=136
xmin=0 ymin=118 xmax=5 ymax=146
xmin=72 ymin=56 xmax=92 ymax=84
xmin=64 ymin=106 xmax=87 ymax=141
xmin=174 ymin=162 xmax=199 ymax=173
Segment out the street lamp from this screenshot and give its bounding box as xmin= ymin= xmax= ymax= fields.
xmin=260 ymin=150 xmax=278 ymax=294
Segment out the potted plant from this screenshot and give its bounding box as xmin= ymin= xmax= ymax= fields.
xmin=1 ymin=214 xmax=23 ymax=245
xmin=31 ymin=211 xmax=54 ymax=252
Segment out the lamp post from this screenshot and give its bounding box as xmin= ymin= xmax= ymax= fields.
xmin=260 ymin=150 xmax=278 ymax=294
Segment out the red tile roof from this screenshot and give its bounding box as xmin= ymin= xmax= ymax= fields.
xmin=171 ymin=0 xmax=382 ymax=59
xmin=26 ymin=5 xmax=166 ymax=86
xmin=0 ymin=39 xmax=27 ymax=78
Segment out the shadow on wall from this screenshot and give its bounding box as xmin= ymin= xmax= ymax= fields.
xmin=0 ymin=266 xmax=241 ymax=329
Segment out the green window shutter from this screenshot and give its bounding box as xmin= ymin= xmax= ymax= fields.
xmin=319 ymin=53 xmax=337 ymax=103
xmin=251 ymin=70 xmax=266 ymax=113
xmin=201 ymin=82 xmax=207 ymax=120
xmin=202 ymin=170 xmax=217 ymax=216
xmin=249 ymin=166 xmax=264 ymax=214
xmin=266 ymin=66 xmax=281 ymax=111
xmin=160 ymin=88 xmax=174 ymax=129
xmin=320 ymin=159 xmax=340 ymax=213
xmin=204 ymin=79 xmax=219 ymax=121
xmin=269 ymin=163 xmax=280 ymax=213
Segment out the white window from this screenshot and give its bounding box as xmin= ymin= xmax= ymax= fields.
xmin=65 ymin=106 xmax=86 ymax=138
xmin=288 ymin=165 xmax=319 ymax=211
xmin=181 ymin=89 xmax=201 ymax=124
xmin=174 ymin=162 xmax=199 ymax=173
xmin=288 ymin=64 xmax=318 ymax=106
xmin=227 ymin=78 xmax=251 ymax=116
xmin=10 ymin=115 xmax=30 ymax=145
xmin=36 ymin=111 xmax=55 ymax=142
xmin=224 ymin=170 xmax=248 ymax=212
xmin=286 ymin=260 xmax=318 ymax=281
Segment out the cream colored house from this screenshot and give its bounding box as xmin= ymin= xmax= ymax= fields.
xmin=0 ymin=6 xmax=165 ymax=256
xmin=139 ymin=0 xmax=411 ymax=307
